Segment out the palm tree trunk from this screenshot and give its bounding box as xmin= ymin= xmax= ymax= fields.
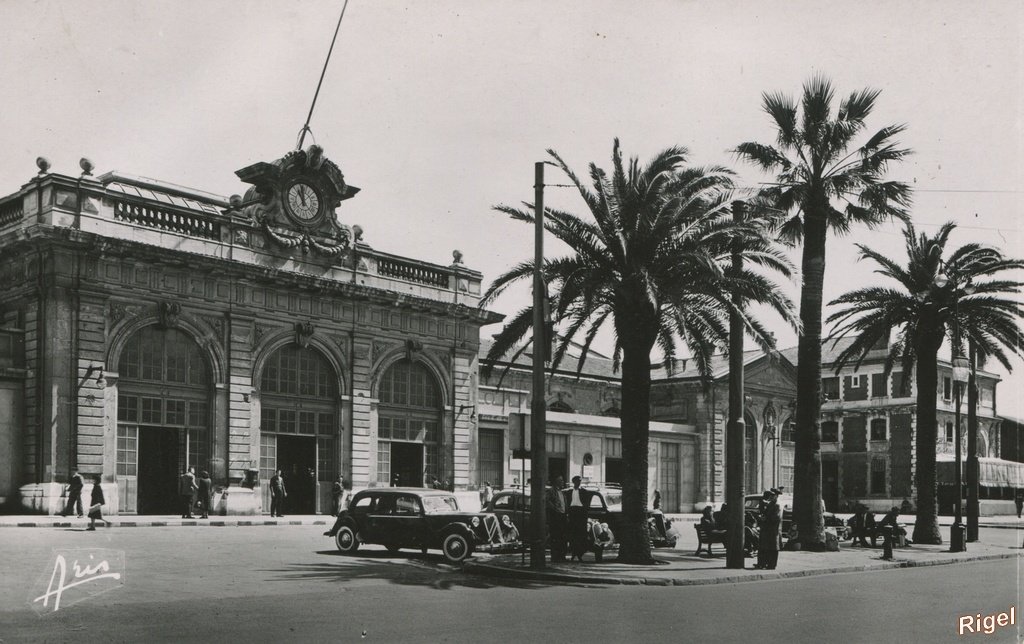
xmin=793 ymin=210 xmax=827 ymax=548
xmin=616 ymin=329 xmax=656 ymax=564
xmin=912 ymin=330 xmax=943 ymax=545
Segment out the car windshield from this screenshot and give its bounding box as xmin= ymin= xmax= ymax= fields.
xmin=601 ymin=490 xmax=621 ymax=510
xmin=421 ymin=495 xmax=460 ymax=514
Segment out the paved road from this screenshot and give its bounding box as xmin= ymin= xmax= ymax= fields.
xmin=0 ymin=525 xmax=1019 ymax=643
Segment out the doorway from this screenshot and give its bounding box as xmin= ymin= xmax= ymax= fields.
xmin=822 ymin=459 xmax=840 ymax=512
xmin=137 ymin=426 xmax=180 ymax=515
xmin=277 ymin=435 xmax=317 ymax=514
xmin=391 ymin=442 xmax=424 ymax=487
xmin=548 ymin=457 xmax=568 ymax=485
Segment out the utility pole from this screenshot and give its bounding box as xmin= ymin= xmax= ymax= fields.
xmin=966 ymin=340 xmax=979 ymax=542
xmin=726 ymin=200 xmax=746 ymax=569
xmin=530 ymin=161 xmax=549 ymax=569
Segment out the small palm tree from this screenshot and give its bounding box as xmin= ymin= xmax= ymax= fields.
xmin=736 ymin=75 xmax=912 ymax=547
xmin=481 ymin=139 xmax=796 ymax=563
xmin=827 ymin=222 xmax=1024 ymax=544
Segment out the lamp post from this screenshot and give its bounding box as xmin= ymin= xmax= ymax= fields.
xmin=725 ymin=200 xmax=746 ymax=570
xmin=950 ymin=353 xmax=969 ymax=552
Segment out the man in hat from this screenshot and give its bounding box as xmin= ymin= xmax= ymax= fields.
xmin=61 ymin=468 xmax=85 ymax=517
xmin=565 ymin=475 xmax=594 ymax=562
xmin=755 ymin=488 xmax=782 ymax=569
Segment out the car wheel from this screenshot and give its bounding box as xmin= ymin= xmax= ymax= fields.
xmin=442 ymin=532 xmax=472 ymax=563
xmin=334 ymin=525 xmax=359 ymax=554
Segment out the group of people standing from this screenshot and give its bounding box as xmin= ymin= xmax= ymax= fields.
xmin=544 ymin=475 xmax=596 ymax=562
xmin=698 ymin=487 xmax=783 ymax=569
xmin=61 ymin=468 xmax=112 ymax=530
xmin=179 ymin=466 xmax=214 ymax=519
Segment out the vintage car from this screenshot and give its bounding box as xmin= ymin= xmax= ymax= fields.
xmin=743 ymin=493 xmax=846 ymax=536
xmin=483 ymin=485 xmax=676 ymax=561
xmin=326 ymin=488 xmax=521 ymax=563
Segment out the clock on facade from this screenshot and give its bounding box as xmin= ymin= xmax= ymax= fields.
xmin=285 ymin=181 xmax=322 ymax=222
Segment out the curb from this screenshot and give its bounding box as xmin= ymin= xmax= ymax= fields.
xmin=463 ymin=551 xmax=1020 ymax=586
xmin=0 ymin=519 xmax=329 ymax=528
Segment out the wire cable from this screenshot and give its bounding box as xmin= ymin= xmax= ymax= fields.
xmin=297 ymin=0 xmax=350 ymax=150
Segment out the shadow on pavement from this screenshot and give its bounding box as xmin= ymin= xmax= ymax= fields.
xmin=264 ymin=549 xmax=614 ymax=591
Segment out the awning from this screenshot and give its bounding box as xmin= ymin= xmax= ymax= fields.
xmin=936 ymin=454 xmax=1024 ymax=487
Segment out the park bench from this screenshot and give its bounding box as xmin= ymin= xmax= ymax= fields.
xmin=694 ymin=524 xmax=727 ymax=556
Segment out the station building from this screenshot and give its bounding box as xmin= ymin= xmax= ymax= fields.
xmin=0 ymin=148 xmax=500 ymax=515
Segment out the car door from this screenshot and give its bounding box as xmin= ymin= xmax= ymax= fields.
xmin=363 ymin=493 xmax=396 ymax=544
xmin=390 ymin=493 xmax=428 ymax=548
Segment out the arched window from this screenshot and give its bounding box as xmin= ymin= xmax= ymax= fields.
xmin=377 ymin=360 xmax=442 ymax=486
xmin=116 ymin=326 xmax=211 ymax=514
xmin=259 ymin=345 xmax=339 ymax=513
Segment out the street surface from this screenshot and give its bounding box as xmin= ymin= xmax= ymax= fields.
xmin=0 ymin=524 xmax=1020 ymax=643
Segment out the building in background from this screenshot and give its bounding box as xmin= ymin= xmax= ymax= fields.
xmin=0 ymin=148 xmax=500 ymax=515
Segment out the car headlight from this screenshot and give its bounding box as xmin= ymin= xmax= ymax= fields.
xmin=471 ymin=517 xmax=480 ymax=528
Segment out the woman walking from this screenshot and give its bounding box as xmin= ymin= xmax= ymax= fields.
xmin=87 ymin=475 xmax=112 ymax=530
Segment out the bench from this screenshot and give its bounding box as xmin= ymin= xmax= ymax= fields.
xmin=694 ymin=524 xmax=727 ymax=556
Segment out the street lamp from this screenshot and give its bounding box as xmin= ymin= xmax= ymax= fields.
xmin=950 ymin=352 xmax=969 ymax=553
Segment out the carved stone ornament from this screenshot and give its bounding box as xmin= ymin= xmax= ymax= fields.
xmin=371 ymin=340 xmax=391 ymax=365
xmin=405 ymin=338 xmax=423 ymax=360
xmin=294 ymin=321 xmax=315 ymax=348
xmin=253 ymin=323 xmax=270 ymax=347
xmin=230 ymin=145 xmax=361 ymax=260
xmin=157 ymin=301 xmax=182 ymax=329
xmin=108 ymin=301 xmax=142 ymax=325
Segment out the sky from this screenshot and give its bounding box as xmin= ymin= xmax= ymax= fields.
xmin=1 ymin=0 xmax=1021 ymax=413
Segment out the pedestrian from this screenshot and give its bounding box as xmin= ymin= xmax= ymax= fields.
xmin=483 ymin=481 xmax=494 ymax=506
xmin=392 ymin=474 xmax=400 ymax=488
xmin=61 ymin=468 xmax=85 ymax=517
xmin=270 ymin=468 xmax=287 ymax=517
xmin=652 ymin=489 xmax=661 ymax=511
xmin=545 ymin=475 xmax=568 ymax=562
xmin=1015 ymin=490 xmax=1023 ymax=519
xmin=196 ymin=470 xmax=213 ymax=519
xmin=566 ymin=475 xmax=593 ymax=562
xmin=444 ymin=479 xmax=453 ymax=492
xmin=877 ymin=506 xmax=910 ymax=546
xmin=755 ymin=489 xmax=782 ymax=570
xmin=332 ymin=475 xmax=347 ymax=515
xmin=179 ymin=466 xmax=198 ymax=518
xmin=86 ymin=475 xmax=111 ymax=530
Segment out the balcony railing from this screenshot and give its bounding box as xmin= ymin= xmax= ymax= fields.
xmin=0 ymin=198 xmax=23 ymax=227
xmin=376 ymin=256 xmax=450 ymax=288
xmin=112 ymin=200 xmax=221 ymax=241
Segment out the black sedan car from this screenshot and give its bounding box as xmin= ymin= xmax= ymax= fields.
xmin=325 ymin=488 xmax=520 ymax=563
xmin=483 ymin=485 xmax=676 ymax=561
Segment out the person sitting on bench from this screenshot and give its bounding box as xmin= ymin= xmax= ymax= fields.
xmin=877 ymin=506 xmax=910 ymax=546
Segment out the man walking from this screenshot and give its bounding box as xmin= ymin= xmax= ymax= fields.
xmin=545 ymin=475 xmax=567 ymax=562
xmin=755 ymin=488 xmax=782 ymax=570
xmin=270 ymin=468 xmax=287 ymax=517
xmin=179 ymin=466 xmax=198 ymax=518
xmin=61 ymin=468 xmax=85 ymax=517
xmin=197 ymin=470 xmax=213 ymax=519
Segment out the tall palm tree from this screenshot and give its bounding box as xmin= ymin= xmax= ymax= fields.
xmin=481 ymin=139 xmax=796 ymax=563
xmin=827 ymin=222 xmax=1024 ymax=544
xmin=736 ymin=76 xmax=912 ymax=547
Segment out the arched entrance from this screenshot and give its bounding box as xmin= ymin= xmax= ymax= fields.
xmin=377 ymin=360 xmax=442 ymax=487
xmin=258 ymin=344 xmax=339 ymax=514
xmin=116 ymin=326 xmax=211 ymax=514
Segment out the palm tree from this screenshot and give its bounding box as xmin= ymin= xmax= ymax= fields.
xmin=736 ymin=76 xmax=912 ymax=548
xmin=481 ymin=139 xmax=796 ymax=563
xmin=827 ymin=222 xmax=1024 ymax=544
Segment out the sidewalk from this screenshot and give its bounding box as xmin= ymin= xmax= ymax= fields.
xmin=0 ymin=514 xmax=330 ymax=528
xmin=464 ymin=517 xmax=1023 ymax=586
xmin=464 ymin=540 xmax=1021 ymax=586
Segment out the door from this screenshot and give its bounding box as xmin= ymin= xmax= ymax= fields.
xmin=822 ymin=459 xmax=840 ymax=512
xmin=137 ymin=426 xmax=180 ymax=515
xmin=277 ymin=435 xmax=317 ymax=514
xmin=478 ymin=428 xmax=504 ymax=488
xmin=658 ymin=442 xmax=681 ymax=513
xmin=391 ymin=442 xmax=424 ymax=487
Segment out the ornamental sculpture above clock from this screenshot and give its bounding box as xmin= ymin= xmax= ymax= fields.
xmin=230 ymin=144 xmax=361 ymax=257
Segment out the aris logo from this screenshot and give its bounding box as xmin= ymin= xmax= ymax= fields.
xmin=30 ymin=548 xmax=125 ymax=615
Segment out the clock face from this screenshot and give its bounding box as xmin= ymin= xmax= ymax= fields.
xmin=285 ymin=182 xmax=322 ymax=222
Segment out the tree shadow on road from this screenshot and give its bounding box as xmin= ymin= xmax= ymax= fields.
xmin=263 ymin=548 xmax=614 ymax=591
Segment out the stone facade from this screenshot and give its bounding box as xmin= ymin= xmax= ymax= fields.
xmin=0 ymin=150 xmax=501 ymax=515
